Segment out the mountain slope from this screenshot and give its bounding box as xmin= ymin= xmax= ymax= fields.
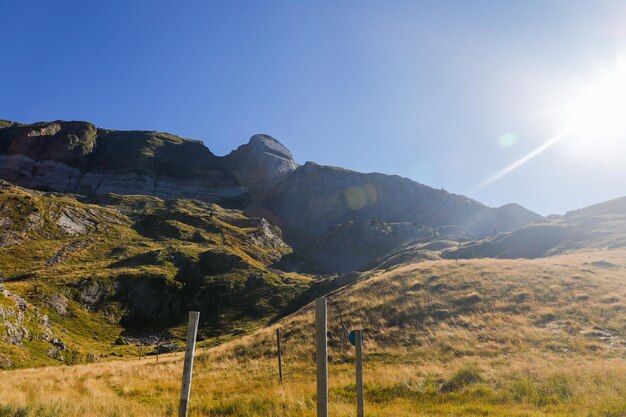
xmin=3 ymin=251 xmax=626 ymax=416
xmin=440 ymin=196 xmax=626 ymax=260
xmin=0 ymin=120 xmax=542 ymax=272
xmin=257 ymin=162 xmax=541 ymax=270
xmin=0 ymin=181 xmax=311 ymax=368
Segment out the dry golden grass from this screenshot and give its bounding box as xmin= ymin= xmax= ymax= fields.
xmin=2 ymin=250 xmax=626 ymax=416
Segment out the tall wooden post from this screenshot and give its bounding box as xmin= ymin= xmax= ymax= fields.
xmin=276 ymin=328 xmax=283 ymax=384
xmin=355 ymin=330 xmax=364 ymax=417
xmin=315 ymin=298 xmax=328 ymax=417
xmin=179 ymin=311 xmax=200 ymax=417
xmin=156 ymin=341 xmax=160 ymax=362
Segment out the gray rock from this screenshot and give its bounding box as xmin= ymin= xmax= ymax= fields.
xmin=50 ymin=337 xmax=67 ymax=351
xmin=47 ymin=293 xmax=69 ymax=315
xmin=0 ymin=355 xmax=12 ymax=369
xmin=224 ymin=134 xmax=298 ymax=198
xmin=79 ymin=279 xmax=108 ymax=305
xmin=46 ymin=347 xmax=64 ymax=361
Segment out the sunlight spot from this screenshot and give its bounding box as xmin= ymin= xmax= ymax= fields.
xmin=364 ymin=184 xmax=378 ymax=205
xmin=497 ymin=132 xmax=519 ymax=148
xmin=345 ymin=187 xmax=367 ymax=210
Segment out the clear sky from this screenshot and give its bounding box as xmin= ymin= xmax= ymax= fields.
xmin=2 ymin=1 xmax=626 ymax=215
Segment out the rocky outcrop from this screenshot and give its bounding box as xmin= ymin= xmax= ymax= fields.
xmin=1 ymin=287 xmax=58 ymax=351
xmin=224 ymin=134 xmax=298 ymax=199
xmin=0 ymin=121 xmax=245 ymax=204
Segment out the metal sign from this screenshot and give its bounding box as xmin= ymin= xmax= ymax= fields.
xmin=349 ymin=330 xmax=364 ymax=346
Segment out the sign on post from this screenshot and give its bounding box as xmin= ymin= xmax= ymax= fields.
xmin=315 ymin=298 xmax=328 ymax=417
xmin=179 ymin=311 xmax=200 ymax=417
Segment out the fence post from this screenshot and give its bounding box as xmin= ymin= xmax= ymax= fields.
xmin=355 ymin=330 xmax=364 ymax=417
xmin=178 ymin=311 xmax=200 ymax=417
xmin=156 ymin=340 xmax=160 ymax=362
xmin=276 ymin=328 xmax=283 ymax=384
xmin=315 ymin=298 xmax=328 ymax=417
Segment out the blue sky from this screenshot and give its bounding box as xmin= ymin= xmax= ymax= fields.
xmin=2 ymin=1 xmax=626 ymax=215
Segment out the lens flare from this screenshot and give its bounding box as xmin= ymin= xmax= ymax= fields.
xmin=473 ymin=131 xmax=568 ymax=192
xmin=475 ymin=57 xmax=626 ymax=191
xmin=497 ymin=132 xmax=519 ymax=148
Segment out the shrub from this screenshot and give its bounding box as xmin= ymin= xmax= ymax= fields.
xmin=440 ymin=363 xmax=483 ymax=392
xmin=114 ymin=336 xmax=128 ymax=345
xmin=507 ymin=374 xmax=572 ymax=406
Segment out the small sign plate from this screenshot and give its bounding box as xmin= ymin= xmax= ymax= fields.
xmin=349 ymin=330 xmax=363 ymax=346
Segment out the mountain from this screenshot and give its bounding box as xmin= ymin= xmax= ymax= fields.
xmin=0 ymin=120 xmax=245 ymax=204
xmin=0 ymin=119 xmax=542 ymax=271
xmin=440 ymin=196 xmax=626 ymax=261
xmin=0 ymin=181 xmax=310 ymax=368
xmin=223 ymin=134 xmax=299 ymax=199
xmin=258 ymin=162 xmax=540 ymax=270
xmin=1 ymin=118 xmax=625 ymax=372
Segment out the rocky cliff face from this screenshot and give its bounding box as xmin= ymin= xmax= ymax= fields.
xmin=0 ymin=119 xmax=542 ymax=272
xmin=224 ymin=134 xmax=298 ymax=199
xmin=0 ymin=121 xmax=244 ymax=204
xmin=261 ymin=162 xmax=541 ymax=243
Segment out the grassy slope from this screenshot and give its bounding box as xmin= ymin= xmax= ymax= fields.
xmin=1 ymin=250 xmax=626 ymax=416
xmin=0 ymin=183 xmax=311 ymax=368
xmin=443 ymin=210 xmax=626 ymax=261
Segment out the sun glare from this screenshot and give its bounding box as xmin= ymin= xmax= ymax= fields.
xmin=475 ymin=58 xmax=626 ymax=191
xmin=558 ymin=61 xmax=626 ymax=160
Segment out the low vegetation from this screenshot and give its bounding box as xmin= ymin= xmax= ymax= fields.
xmin=2 ymin=250 xmax=626 ymax=416
xmin=0 ymin=182 xmax=311 ymax=368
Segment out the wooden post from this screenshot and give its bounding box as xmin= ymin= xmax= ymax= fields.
xmin=276 ymin=328 xmax=283 ymax=384
xmin=315 ymin=298 xmax=328 ymax=417
xmin=355 ymin=330 xmax=364 ymax=417
xmin=139 ymin=343 xmax=143 ymax=360
xmin=156 ymin=341 xmax=160 ymax=362
xmin=178 ymin=311 xmax=200 ymax=417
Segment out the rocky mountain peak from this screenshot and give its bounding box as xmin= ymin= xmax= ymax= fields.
xmin=248 ymin=134 xmax=292 ymax=154
xmin=224 ymin=134 xmax=298 ymax=198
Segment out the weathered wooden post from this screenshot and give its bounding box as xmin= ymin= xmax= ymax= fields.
xmin=355 ymin=330 xmax=364 ymax=417
xmin=315 ymin=297 xmax=328 ymax=417
xmin=178 ymin=311 xmax=200 ymax=417
xmin=156 ymin=340 xmax=160 ymax=362
xmin=139 ymin=343 xmax=143 ymax=360
xmin=276 ymin=328 xmax=283 ymax=384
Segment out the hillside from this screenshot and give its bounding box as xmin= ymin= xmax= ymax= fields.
xmin=0 ymin=119 xmax=542 ymax=271
xmin=1 ymin=250 xmax=626 ymax=416
xmin=0 ymin=181 xmax=311 ymax=368
xmin=442 ymin=195 xmax=626 ymax=261
xmin=261 ymin=162 xmax=540 ymax=243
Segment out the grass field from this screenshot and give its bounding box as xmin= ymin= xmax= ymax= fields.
xmin=2 ymin=251 xmax=626 ymax=416
xmin=2 ymin=343 xmax=626 ymax=416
